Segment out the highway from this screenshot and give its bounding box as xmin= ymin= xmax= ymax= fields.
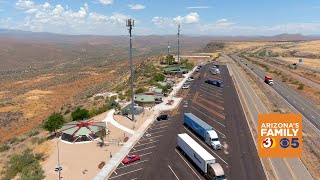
xmin=226 ymin=54 xmax=316 ymax=180
xmin=108 ymin=63 xmax=266 ymax=180
xmin=231 ymin=53 xmax=320 ymax=131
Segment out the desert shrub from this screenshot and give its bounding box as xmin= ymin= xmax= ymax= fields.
xmin=64 ymin=109 xmax=71 ymax=115
xmin=153 ymin=73 xmax=165 ymax=82
xmin=9 ymin=138 xmax=19 ymax=144
xmin=135 ymin=87 xmax=147 ymax=94
xmin=298 ymin=83 xmax=304 ymax=90
xmin=27 ymin=130 xmax=40 ymax=137
xmin=2 ymin=149 xmax=45 ymax=180
xmin=0 ymin=145 xmax=10 ymax=152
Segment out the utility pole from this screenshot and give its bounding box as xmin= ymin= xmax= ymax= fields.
xmin=126 ymin=19 xmax=135 ymax=122
xmin=177 ymin=24 xmax=180 ymax=69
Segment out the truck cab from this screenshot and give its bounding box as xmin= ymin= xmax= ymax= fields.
xmin=205 ymin=131 xmax=222 ymax=150
xmin=264 ymin=75 xmax=274 ymax=86
xmin=207 ymin=163 xmax=226 ymax=180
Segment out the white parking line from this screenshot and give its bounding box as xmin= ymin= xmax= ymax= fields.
xmin=148 ymin=130 xmax=166 ymax=135
xmin=131 ymin=146 xmax=156 ymax=153
xmin=312 ymin=115 xmax=315 ymax=118
xmin=175 ymin=149 xmax=201 ymax=180
xmin=133 ymin=148 xmax=136 ymax=151
xmin=168 ymin=165 xmax=180 ymax=180
xmin=135 ymin=140 xmax=159 ymax=147
xmin=148 ymin=125 xmax=169 ymax=132
xmin=130 ymin=178 xmax=138 ymax=180
xmin=152 ymin=121 xmax=172 ymax=127
xmin=184 ymin=127 xmax=228 ymax=165
xmin=192 ymin=106 xmax=226 ymax=128
xmin=121 ymin=162 xmax=124 ymax=165
xmin=114 ymin=171 xmax=118 ymax=175
xmin=109 ymin=168 xmax=143 ymax=179
xmin=140 ymin=152 xmax=153 ymax=156
xmin=117 ymin=160 xmax=149 ymax=169
xmin=140 ymin=134 xmax=164 ymax=141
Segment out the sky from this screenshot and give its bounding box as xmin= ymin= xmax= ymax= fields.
xmin=0 ymin=0 xmax=319 ymax=36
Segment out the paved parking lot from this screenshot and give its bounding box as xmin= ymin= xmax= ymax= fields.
xmin=109 ymin=63 xmax=265 ymax=180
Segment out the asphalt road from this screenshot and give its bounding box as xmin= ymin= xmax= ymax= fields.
xmin=227 ymin=54 xmax=315 ymax=180
xmin=108 ymin=64 xmax=266 ymax=180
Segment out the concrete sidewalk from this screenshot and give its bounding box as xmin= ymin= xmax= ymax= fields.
xmin=102 ymin=109 xmax=135 ymax=134
xmin=94 ymin=66 xmax=197 ymax=180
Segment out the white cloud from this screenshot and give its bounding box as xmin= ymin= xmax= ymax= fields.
xmin=187 ymin=6 xmax=209 ymax=9
xmin=16 ymin=0 xmax=35 ymax=9
xmin=152 ymin=12 xmax=200 ymax=26
xmin=128 ymin=4 xmax=145 ymax=10
xmin=99 ymin=0 xmax=113 ymax=5
xmin=13 ymin=1 xmax=131 ymax=35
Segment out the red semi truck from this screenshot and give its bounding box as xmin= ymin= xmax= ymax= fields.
xmin=265 ymin=75 xmax=274 ymax=86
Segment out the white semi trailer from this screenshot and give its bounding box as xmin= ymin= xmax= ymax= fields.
xmin=177 ymin=133 xmax=226 ymax=180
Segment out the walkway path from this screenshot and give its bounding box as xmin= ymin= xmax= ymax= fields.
xmin=102 ymin=109 xmax=135 ymax=134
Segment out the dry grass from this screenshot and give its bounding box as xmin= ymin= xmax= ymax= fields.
xmin=294 ymin=40 xmax=320 ymax=54
xmin=277 ymin=57 xmax=320 ymax=69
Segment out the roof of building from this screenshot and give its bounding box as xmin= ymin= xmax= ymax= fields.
xmin=153 ymin=88 xmax=163 ymax=93
xmin=157 ymin=81 xmax=168 ymax=87
xmin=134 ymin=94 xmax=155 ymax=102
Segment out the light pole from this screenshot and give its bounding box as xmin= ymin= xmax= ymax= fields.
xmin=167 ymin=41 xmax=170 ymax=56
xmin=55 ymin=140 xmax=62 ymax=180
xmin=126 ymin=19 xmax=135 ymax=122
xmin=177 ymin=24 xmax=180 ymax=68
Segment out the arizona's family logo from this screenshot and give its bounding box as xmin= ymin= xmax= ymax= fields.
xmin=258 ymin=114 xmax=302 ymax=158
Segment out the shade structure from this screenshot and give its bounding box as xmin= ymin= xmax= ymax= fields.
xmin=59 ymin=119 xmax=106 ymax=143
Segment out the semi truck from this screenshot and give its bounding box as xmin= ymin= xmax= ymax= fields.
xmin=184 ymin=113 xmax=222 ymax=150
xmin=264 ymin=75 xmax=274 ymax=86
xmin=177 ymin=133 xmax=226 ymax=180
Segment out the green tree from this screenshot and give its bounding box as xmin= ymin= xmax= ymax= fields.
xmin=153 ymin=73 xmax=165 ymax=82
xmin=165 ymin=55 xmax=175 ymax=65
xmin=43 ymin=112 xmax=64 ymax=133
xmin=96 ymin=127 xmax=107 ymax=147
xmin=71 ymin=107 xmax=90 ymax=120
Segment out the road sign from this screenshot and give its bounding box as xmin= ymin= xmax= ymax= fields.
xmin=299 ymin=59 xmax=302 ymax=63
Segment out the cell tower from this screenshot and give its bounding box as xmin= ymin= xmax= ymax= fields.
xmin=126 ymin=19 xmax=135 ymax=122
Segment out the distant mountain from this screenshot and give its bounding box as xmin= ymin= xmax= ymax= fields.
xmin=0 ymin=28 xmax=319 ymax=42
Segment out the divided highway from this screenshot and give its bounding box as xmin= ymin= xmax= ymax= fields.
xmin=227 ymin=53 xmax=315 ymax=180
xmin=108 ymin=63 xmax=266 ymax=180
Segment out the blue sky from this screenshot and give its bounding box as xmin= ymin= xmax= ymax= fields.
xmin=0 ymin=0 xmax=319 ymax=35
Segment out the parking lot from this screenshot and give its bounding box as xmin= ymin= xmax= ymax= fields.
xmin=109 ymin=63 xmax=265 ymax=180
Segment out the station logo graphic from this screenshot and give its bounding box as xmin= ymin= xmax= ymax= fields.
xmin=258 ymin=114 xmax=302 ymax=157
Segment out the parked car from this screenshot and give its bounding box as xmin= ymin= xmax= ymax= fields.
xmin=205 ymin=79 xmax=224 ymax=87
xmin=157 ymin=114 xmax=169 ymax=121
xmin=122 ymin=154 xmax=140 ymax=164
xmin=184 ymin=81 xmax=191 ymax=85
xmin=240 ymin=59 xmax=243 ymax=62
xmin=187 ymin=77 xmax=194 ymax=81
xmin=182 ymin=84 xmax=190 ymax=89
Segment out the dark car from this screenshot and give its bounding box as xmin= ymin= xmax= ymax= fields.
xmin=157 ymin=114 xmax=169 ymax=121
xmin=205 ymin=79 xmax=224 ymax=87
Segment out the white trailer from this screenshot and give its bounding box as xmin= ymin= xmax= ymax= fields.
xmin=177 ymin=133 xmax=226 ymax=179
